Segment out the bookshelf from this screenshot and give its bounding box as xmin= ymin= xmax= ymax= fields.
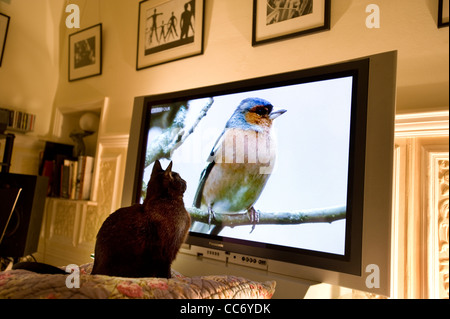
xmin=35 ymin=98 xmax=106 ymax=265
xmin=41 ymin=98 xmax=107 ymax=203
xmin=34 ymin=97 xmax=130 ymax=266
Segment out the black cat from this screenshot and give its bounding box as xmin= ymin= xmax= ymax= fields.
xmin=91 ymin=160 xmax=191 ymax=278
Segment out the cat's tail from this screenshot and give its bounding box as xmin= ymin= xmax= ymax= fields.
xmin=12 ymin=261 xmax=67 ymax=275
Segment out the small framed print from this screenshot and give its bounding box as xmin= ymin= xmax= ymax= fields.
xmin=69 ymin=23 xmax=102 ymax=81
xmin=0 ymin=13 xmax=10 ymax=67
xmin=438 ymin=0 xmax=449 ymax=28
xmin=252 ymin=0 xmax=330 ymax=46
xmin=136 ymin=0 xmax=205 ymax=70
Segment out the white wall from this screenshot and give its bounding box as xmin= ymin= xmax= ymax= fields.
xmin=0 ymin=0 xmax=63 ymax=136
xmin=0 ymin=0 xmax=64 ymax=174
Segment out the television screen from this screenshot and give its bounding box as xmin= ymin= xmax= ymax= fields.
xmin=132 ymin=58 xmax=369 ymax=275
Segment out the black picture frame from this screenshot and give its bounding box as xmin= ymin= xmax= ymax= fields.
xmin=252 ymin=0 xmax=331 ymax=46
xmin=438 ymin=0 xmax=449 ymax=28
xmin=68 ymin=23 xmax=103 ymax=82
xmin=136 ymin=0 xmax=205 ymax=70
xmin=0 ymin=13 xmax=10 ymax=67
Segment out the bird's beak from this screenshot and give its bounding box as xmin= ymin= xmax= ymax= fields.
xmin=269 ymin=109 xmax=287 ymax=120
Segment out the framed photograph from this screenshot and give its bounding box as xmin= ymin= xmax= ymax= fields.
xmin=69 ymin=23 xmax=102 ymax=81
xmin=438 ymin=0 xmax=449 ymax=28
xmin=0 ymin=13 xmax=10 ymax=67
xmin=252 ymin=0 xmax=330 ymax=46
xmin=136 ymin=0 xmax=205 ymax=70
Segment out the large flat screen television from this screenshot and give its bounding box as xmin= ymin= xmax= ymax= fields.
xmin=122 ymin=51 xmax=397 ymax=297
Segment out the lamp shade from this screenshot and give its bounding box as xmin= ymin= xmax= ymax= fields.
xmin=79 ymin=112 xmax=99 ymax=132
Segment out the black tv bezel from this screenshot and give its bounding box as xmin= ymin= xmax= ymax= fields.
xmin=132 ymin=58 xmax=370 ymax=276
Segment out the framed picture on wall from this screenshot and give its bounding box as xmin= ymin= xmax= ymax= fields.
xmin=69 ymin=23 xmax=103 ymax=81
xmin=136 ymin=0 xmax=205 ymax=70
xmin=252 ymin=0 xmax=331 ymax=46
xmin=438 ymin=0 xmax=449 ymax=27
xmin=0 ymin=13 xmax=10 ymax=67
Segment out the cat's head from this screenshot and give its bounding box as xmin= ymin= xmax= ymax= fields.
xmin=146 ymin=160 xmax=187 ymax=200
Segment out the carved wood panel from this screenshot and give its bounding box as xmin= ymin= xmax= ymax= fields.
xmin=390 ymin=111 xmax=449 ymax=299
xmin=436 ymin=159 xmax=448 ymax=298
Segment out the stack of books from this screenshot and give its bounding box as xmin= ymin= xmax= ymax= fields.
xmin=42 ymin=155 xmax=94 ymax=200
xmin=62 ymin=156 xmax=94 ymax=200
xmin=0 ymin=107 xmax=36 ymax=132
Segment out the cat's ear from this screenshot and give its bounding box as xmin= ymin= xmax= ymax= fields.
xmin=165 ymin=161 xmax=173 ymax=173
xmin=152 ymin=160 xmax=163 ymax=175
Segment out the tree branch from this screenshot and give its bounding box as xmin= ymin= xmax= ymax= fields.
xmin=141 ymin=98 xmax=215 ymax=200
xmin=145 ymin=97 xmax=215 ymax=166
xmin=186 ymin=205 xmax=346 ymax=228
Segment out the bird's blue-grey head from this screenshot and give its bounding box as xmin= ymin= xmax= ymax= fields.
xmin=225 ymin=98 xmax=286 ymax=131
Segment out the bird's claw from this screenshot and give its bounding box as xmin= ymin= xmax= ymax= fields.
xmin=247 ymin=207 xmax=259 ymax=233
xmin=208 ymin=206 xmax=215 ymax=229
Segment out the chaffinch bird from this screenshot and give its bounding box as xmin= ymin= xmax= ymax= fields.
xmin=193 ymin=97 xmax=286 ymax=229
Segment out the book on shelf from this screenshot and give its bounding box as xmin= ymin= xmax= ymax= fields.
xmin=60 ymin=159 xmax=77 ymax=199
xmin=43 ymin=155 xmax=94 ymax=200
xmin=0 ymin=107 xmax=36 ymax=132
xmin=75 ymin=155 xmax=94 ymax=200
xmin=41 ymin=160 xmax=54 ymax=196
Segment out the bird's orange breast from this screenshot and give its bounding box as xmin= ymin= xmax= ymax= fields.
xmin=245 ymin=112 xmax=272 ymax=129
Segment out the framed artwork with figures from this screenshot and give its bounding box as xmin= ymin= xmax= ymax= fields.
xmin=137 ymin=0 xmax=205 ymax=70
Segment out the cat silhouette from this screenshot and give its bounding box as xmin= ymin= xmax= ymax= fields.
xmin=92 ymin=160 xmax=191 ymax=278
